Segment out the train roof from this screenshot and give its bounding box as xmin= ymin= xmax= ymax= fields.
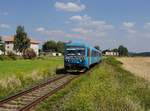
xmin=65 ymin=42 xmax=101 ymax=53
xmin=65 ymin=42 xmax=89 ymax=47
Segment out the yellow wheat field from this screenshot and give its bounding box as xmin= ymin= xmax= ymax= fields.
xmin=117 ymin=57 xmax=150 ymax=81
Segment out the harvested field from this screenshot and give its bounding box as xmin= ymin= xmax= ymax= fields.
xmin=117 ymin=57 xmax=150 ymax=81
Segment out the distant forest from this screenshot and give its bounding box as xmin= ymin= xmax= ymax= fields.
xmin=129 ymin=52 xmax=150 ymax=57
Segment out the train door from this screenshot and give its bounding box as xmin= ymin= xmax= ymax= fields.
xmin=88 ymin=48 xmax=91 ymax=66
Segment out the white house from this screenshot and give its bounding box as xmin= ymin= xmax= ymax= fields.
xmin=4 ymin=36 xmax=40 ymax=55
xmin=52 ymin=52 xmax=62 ymax=56
xmin=105 ymin=51 xmax=119 ymax=56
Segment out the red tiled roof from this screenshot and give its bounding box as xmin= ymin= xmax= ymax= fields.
xmin=4 ymin=36 xmax=40 ymax=44
xmin=3 ymin=36 xmax=14 ymax=42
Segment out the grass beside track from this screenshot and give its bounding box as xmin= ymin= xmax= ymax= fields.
xmin=0 ymin=57 xmax=63 ymax=99
xmin=0 ymin=57 xmax=63 ymax=78
xmin=37 ymin=57 xmax=150 ymax=111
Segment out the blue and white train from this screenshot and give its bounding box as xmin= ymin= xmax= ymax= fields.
xmin=64 ymin=42 xmax=102 ymax=71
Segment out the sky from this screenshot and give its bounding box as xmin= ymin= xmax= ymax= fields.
xmin=0 ymin=0 xmax=150 ymax=52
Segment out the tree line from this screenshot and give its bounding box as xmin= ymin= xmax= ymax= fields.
xmin=0 ymin=25 xmax=129 ymax=57
xmin=42 ymin=41 xmax=64 ymax=53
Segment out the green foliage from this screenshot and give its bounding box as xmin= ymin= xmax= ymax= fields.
xmin=42 ymin=40 xmax=64 ymax=53
xmin=94 ymin=45 xmax=100 ymax=50
xmin=23 ymin=48 xmax=36 ymax=59
xmin=14 ymin=26 xmax=30 ymax=53
xmin=112 ymin=48 xmax=118 ymax=52
xmin=7 ymin=51 xmax=17 ymax=60
xmin=118 ymin=45 xmax=128 ymax=56
xmin=42 ymin=40 xmax=57 ymax=52
xmin=56 ymin=41 xmax=65 ymax=53
xmin=104 ymin=57 xmax=123 ymax=66
xmin=0 ymin=36 xmax=5 ymax=52
xmin=0 ymin=55 xmax=12 ymax=61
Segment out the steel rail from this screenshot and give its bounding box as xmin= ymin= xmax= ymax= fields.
xmin=0 ymin=74 xmax=75 ymax=111
xmin=20 ymin=75 xmax=78 ymax=111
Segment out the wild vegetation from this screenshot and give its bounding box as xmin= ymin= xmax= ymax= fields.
xmin=37 ymin=57 xmax=150 ymax=111
xmin=0 ymin=57 xmax=63 ymax=99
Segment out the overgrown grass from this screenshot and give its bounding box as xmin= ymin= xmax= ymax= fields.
xmin=37 ymin=57 xmax=150 ymax=111
xmin=0 ymin=57 xmax=63 ymax=78
xmin=0 ymin=57 xmax=63 ymax=99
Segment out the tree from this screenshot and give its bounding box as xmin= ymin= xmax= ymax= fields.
xmin=42 ymin=40 xmax=57 ymax=52
xmin=112 ymin=48 xmax=118 ymax=52
xmin=94 ymin=45 xmax=100 ymax=50
xmin=0 ymin=36 xmax=2 ymax=42
xmin=56 ymin=41 xmax=65 ymax=53
xmin=0 ymin=36 xmax=5 ymax=52
xmin=14 ymin=26 xmax=30 ymax=53
xmin=118 ymin=45 xmax=128 ymax=56
xmin=42 ymin=40 xmax=65 ymax=53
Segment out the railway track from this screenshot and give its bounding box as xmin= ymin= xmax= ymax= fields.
xmin=0 ymin=74 xmax=78 ymax=111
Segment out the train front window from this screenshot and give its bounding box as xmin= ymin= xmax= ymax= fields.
xmin=66 ymin=47 xmax=85 ymax=56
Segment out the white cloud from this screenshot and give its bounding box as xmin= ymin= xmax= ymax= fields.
xmin=36 ymin=27 xmax=45 ymax=32
xmin=54 ymin=2 xmax=86 ymax=12
xmin=70 ymin=15 xmax=114 ymax=30
xmin=70 ymin=15 xmax=83 ymax=21
xmin=0 ymin=24 xmax=11 ymax=29
xmin=70 ymin=15 xmax=114 ymax=38
xmin=36 ymin=27 xmax=81 ymax=39
xmin=122 ymin=22 xmax=136 ymax=34
xmin=123 ymin=22 xmax=135 ymax=28
xmin=37 ymin=15 xmax=114 ymax=41
xmin=144 ymin=22 xmax=150 ymax=29
xmin=36 ymin=27 xmax=65 ymax=36
xmin=72 ymin=27 xmax=91 ymax=34
xmin=0 ymin=12 xmax=8 ymax=16
xmin=69 ymin=15 xmax=91 ymax=23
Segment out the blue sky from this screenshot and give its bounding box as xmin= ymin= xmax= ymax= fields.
xmin=0 ymin=0 xmax=150 ymax=52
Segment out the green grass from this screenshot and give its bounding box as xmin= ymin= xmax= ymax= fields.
xmin=0 ymin=57 xmax=63 ymax=99
xmin=0 ymin=57 xmax=63 ymax=78
xmin=37 ymin=57 xmax=150 ymax=111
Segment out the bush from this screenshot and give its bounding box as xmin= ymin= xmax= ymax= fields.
xmin=23 ymin=48 xmax=36 ymax=59
xmin=7 ymin=51 xmax=17 ymax=60
xmin=0 ymin=55 xmax=4 ymax=60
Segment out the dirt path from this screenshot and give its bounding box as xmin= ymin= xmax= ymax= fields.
xmin=117 ymin=57 xmax=150 ymax=81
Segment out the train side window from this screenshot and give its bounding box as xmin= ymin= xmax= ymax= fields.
xmin=92 ymin=50 xmax=94 ymax=57
xmin=88 ymin=48 xmax=90 ymax=57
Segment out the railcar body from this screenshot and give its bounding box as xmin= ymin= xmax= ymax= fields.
xmin=64 ymin=42 xmax=102 ymax=71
